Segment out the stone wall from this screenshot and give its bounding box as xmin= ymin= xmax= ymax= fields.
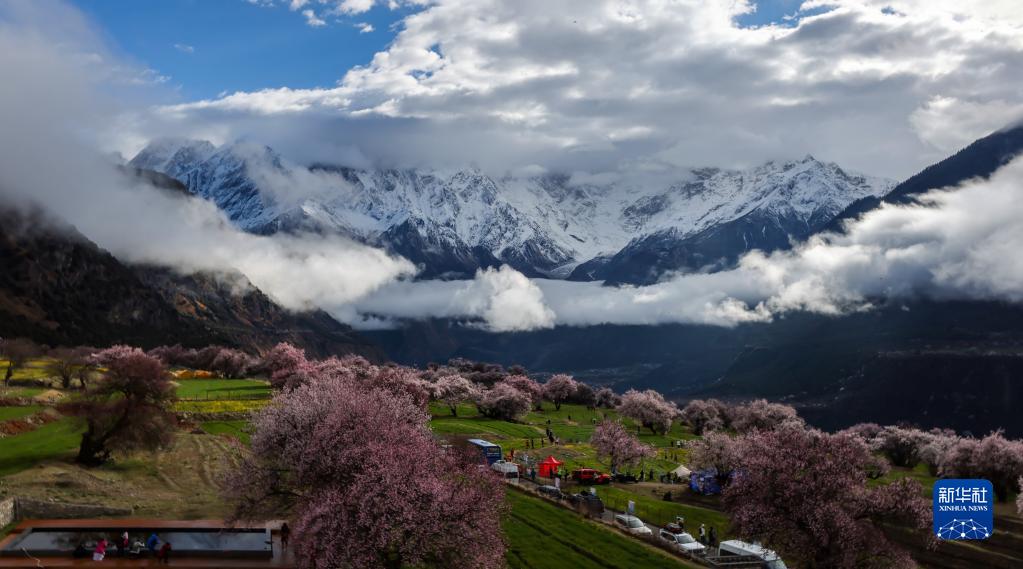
xmin=8 ymin=498 xmax=131 ymax=521
xmin=0 ymin=498 xmax=15 ymax=528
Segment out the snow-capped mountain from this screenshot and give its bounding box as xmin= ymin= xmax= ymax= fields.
xmin=130 ymin=139 xmax=893 ymax=282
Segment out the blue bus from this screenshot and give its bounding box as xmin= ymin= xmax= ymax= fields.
xmin=468 ymin=438 xmax=503 ymax=465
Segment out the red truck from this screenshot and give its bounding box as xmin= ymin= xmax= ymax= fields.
xmin=571 ymin=468 xmax=612 ymax=485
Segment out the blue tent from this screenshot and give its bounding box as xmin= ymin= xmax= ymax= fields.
xmin=689 ymin=468 xmax=722 ymax=495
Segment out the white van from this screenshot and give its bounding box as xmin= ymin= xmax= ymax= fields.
xmin=490 ymin=460 xmax=519 ymax=480
xmin=718 ymin=540 xmax=787 ymax=569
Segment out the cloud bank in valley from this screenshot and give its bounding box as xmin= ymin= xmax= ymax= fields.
xmin=348 ymin=157 xmax=1023 ymax=331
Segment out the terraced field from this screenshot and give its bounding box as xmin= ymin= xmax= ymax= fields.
xmin=504 ymin=489 xmax=699 ymax=569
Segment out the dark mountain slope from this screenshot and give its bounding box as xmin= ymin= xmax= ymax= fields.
xmin=691 ymin=300 xmax=1023 ymax=436
xmin=135 ymin=266 xmax=380 ymax=358
xmin=0 ymin=207 xmax=378 ymax=358
xmin=0 ymin=207 xmax=208 ymax=348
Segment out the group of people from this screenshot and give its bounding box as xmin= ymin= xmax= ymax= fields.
xmin=73 ymin=531 xmax=172 ymax=563
xmin=699 ymin=524 xmax=719 ymax=547
xmin=674 ymin=517 xmax=719 ymax=548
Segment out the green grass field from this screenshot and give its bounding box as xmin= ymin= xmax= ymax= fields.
xmin=0 ymin=386 xmax=48 ymax=399
xmin=505 ymin=489 xmax=699 ymax=569
xmin=174 ymin=378 xmax=271 ymax=400
xmin=872 ymin=462 xmax=941 ymax=498
xmin=201 ymin=420 xmax=253 ymax=444
xmin=429 ymin=403 xmax=691 ymax=475
xmin=595 ymin=486 xmax=730 ymax=532
xmin=0 ymin=358 xmax=60 ymax=383
xmin=0 ymin=405 xmax=42 ymax=421
xmin=0 ymin=418 xmax=82 ymax=476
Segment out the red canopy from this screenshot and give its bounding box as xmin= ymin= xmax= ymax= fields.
xmin=537 ymin=456 xmax=564 ymax=478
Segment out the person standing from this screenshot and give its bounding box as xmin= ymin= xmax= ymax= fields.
xmin=709 ymin=526 xmax=718 ymax=547
xmin=157 ymin=542 xmax=172 ymax=564
xmin=280 ymin=522 xmax=291 ymax=551
xmin=698 ymin=524 xmax=707 ymax=544
xmin=93 ymin=538 xmax=107 ymax=562
xmin=115 ymin=531 xmax=128 ymax=557
xmin=146 ymin=533 xmax=160 ymax=555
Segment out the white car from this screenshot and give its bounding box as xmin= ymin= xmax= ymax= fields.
xmin=658 ymin=529 xmax=706 ymax=555
xmin=614 ymin=514 xmax=652 ymax=536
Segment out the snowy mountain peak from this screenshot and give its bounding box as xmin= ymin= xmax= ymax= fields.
xmin=130 ymin=138 xmax=894 ymax=282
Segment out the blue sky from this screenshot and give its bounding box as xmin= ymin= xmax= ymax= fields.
xmin=73 ymin=0 xmax=414 ymax=99
xmin=73 ymin=0 xmax=809 ymax=101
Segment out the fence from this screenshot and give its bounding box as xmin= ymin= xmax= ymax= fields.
xmin=176 ymin=390 xmax=270 ymax=402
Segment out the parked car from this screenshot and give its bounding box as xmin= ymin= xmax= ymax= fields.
xmin=569 ymin=492 xmax=605 ymax=515
xmin=613 ymin=472 xmax=638 ymax=483
xmin=537 ymin=485 xmax=565 ymax=500
xmin=717 ymin=540 xmax=788 ymax=569
xmin=491 ymin=460 xmax=519 ymax=479
xmin=663 ymin=521 xmax=685 ymax=535
xmin=571 ymin=468 xmax=612 ymax=485
xmin=613 ymin=514 xmax=652 ymax=536
xmin=658 ymin=529 xmax=706 ymax=555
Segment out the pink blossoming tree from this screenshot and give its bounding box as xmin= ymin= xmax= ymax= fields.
xmin=594 ymin=387 xmax=619 ymax=409
xmin=873 ymin=426 xmax=931 ymax=468
xmin=687 ymin=431 xmax=742 ymax=486
xmin=680 ymin=399 xmax=726 ymax=435
xmin=730 ymin=399 xmax=803 ymax=433
xmin=224 ymin=369 xmax=506 ymax=569
xmin=918 ymin=429 xmax=959 ymax=476
xmin=591 ymin=420 xmax=655 ymax=473
xmin=939 ymin=431 xmax=1023 ymax=502
xmin=724 ymin=425 xmax=932 ymax=569
xmin=432 ymin=374 xmax=479 ymax=416
xmin=64 ymin=346 xmax=176 ymax=466
xmin=477 ymin=381 xmax=532 ymax=421
xmin=1017 ymin=477 xmax=1023 ymax=516
xmin=837 ymin=422 xmax=883 ymax=443
xmin=501 ymin=375 xmax=544 ymax=410
xmin=262 ymin=342 xmax=313 ymax=389
xmin=616 ymin=389 xmax=678 ymax=434
xmin=543 ymin=374 xmax=579 ymax=411
xmin=210 ymin=347 xmax=257 ymax=378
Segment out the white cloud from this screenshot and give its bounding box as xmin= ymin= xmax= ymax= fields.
xmin=910 ymin=96 xmax=1023 ymax=154
xmin=173 ymin=43 xmax=195 ymax=54
xmin=145 ymin=0 xmax=1023 ymax=179
xmin=302 ymin=8 xmax=326 ymax=27
xmin=356 ymin=21 xmax=374 ymax=33
xmin=348 ymin=266 xmax=554 ymax=331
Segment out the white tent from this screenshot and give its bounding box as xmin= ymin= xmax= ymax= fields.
xmin=671 ymin=464 xmax=692 ymax=479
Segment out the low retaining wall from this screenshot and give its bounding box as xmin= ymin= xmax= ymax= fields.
xmin=0 ymin=498 xmax=15 ymax=528
xmin=1 ymin=498 xmax=131 ymax=522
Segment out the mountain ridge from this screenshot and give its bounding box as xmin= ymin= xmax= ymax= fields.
xmin=130 ymin=140 xmax=893 ymax=282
